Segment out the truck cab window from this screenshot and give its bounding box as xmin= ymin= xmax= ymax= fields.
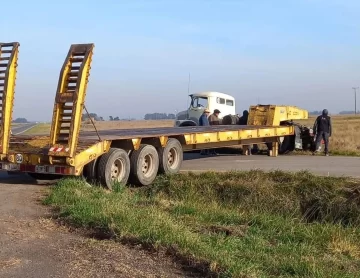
xmin=226 ymin=99 xmax=234 ymax=106
xmin=216 ymin=97 xmax=225 ymax=104
xmin=191 ymin=96 xmax=208 ymax=108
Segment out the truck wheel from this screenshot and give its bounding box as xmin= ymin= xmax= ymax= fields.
xmin=157 ymin=138 xmax=183 ymax=175
xmin=129 ymin=144 xmax=159 ymax=186
xmin=83 ymin=158 xmax=99 ymax=184
xmin=97 ymin=148 xmax=131 ymax=190
xmin=278 ymin=135 xmax=295 ymax=154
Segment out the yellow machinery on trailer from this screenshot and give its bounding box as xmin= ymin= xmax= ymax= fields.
xmin=0 ymin=42 xmax=309 ymax=189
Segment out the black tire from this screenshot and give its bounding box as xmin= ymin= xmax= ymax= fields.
xmin=278 ymin=135 xmax=295 ymax=154
xmin=97 ymin=148 xmax=131 ymax=190
xmin=83 ymin=158 xmax=99 ymax=184
xmin=129 ymin=144 xmax=159 ymax=186
xmin=222 ymin=114 xmax=240 ymax=125
xmin=157 ymin=138 xmax=183 ymax=175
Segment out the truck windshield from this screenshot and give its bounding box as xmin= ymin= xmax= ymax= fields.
xmin=190 ymin=96 xmax=208 ymax=108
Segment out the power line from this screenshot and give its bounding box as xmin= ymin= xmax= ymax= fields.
xmin=352 ymin=87 xmax=359 ymax=115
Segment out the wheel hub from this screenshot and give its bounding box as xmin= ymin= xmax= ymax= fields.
xmin=167 ymin=148 xmax=177 ymax=168
xmin=111 ymin=158 xmax=124 ymax=181
xmin=142 ymin=154 xmax=153 ymax=177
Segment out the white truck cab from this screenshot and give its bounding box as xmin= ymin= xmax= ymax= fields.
xmin=175 ymin=91 xmax=236 ymax=127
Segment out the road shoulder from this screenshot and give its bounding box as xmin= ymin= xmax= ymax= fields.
xmin=0 ymin=181 xmax=195 ymax=278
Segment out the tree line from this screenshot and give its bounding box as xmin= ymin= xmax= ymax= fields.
xmin=144 ymin=113 xmax=176 ymax=120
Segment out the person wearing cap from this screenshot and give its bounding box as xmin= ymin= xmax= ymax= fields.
xmin=209 ymin=109 xmax=221 ymax=125
xmin=199 ymin=109 xmax=210 ymax=126
xmin=199 ymin=109 xmax=210 ymax=155
xmin=313 ymin=108 xmax=332 ymax=156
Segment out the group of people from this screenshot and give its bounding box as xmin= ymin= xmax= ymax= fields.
xmin=198 ymin=108 xmax=333 ymax=156
xmin=199 ymin=109 xmax=221 ymax=155
xmin=198 ymin=109 xmax=251 ymax=155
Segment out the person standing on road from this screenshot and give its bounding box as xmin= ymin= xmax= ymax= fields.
xmin=199 ymin=109 xmax=210 ymax=155
xmin=313 ymin=109 xmax=332 ymax=156
xmin=239 ymin=110 xmax=252 ymax=155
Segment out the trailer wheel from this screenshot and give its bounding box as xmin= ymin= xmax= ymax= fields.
xmin=157 ymin=138 xmax=183 ymax=175
xmin=129 ymin=144 xmax=159 ymax=186
xmin=83 ymin=158 xmax=99 ymax=184
xmin=97 ymin=148 xmax=130 ymax=190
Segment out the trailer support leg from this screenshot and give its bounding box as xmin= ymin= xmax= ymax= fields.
xmin=268 ymin=141 xmax=279 ymax=157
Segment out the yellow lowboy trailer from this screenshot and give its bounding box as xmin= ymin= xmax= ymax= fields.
xmin=0 ymin=42 xmax=309 ymax=188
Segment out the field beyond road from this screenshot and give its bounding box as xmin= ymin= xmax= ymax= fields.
xmin=45 ymin=171 xmax=360 ymax=277
xmin=22 ymin=114 xmax=360 ymax=156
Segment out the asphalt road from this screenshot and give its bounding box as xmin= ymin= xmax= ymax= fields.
xmin=181 ymin=153 xmax=360 ymax=178
xmin=11 ymin=123 xmax=38 ymax=135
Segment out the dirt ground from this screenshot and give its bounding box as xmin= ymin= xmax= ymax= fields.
xmin=0 ymin=174 xmax=201 ymax=278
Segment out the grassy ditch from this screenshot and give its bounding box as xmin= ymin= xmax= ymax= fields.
xmin=44 ymin=170 xmax=360 ymax=277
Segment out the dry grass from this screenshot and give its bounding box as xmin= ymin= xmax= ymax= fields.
xmin=0 ymin=258 xmax=22 ymax=270
xmin=21 ymin=116 xmax=360 ymax=156
xmin=81 ymin=120 xmax=175 ymax=131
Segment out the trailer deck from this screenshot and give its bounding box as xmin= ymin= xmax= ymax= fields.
xmin=8 ymin=124 xmax=293 ymax=154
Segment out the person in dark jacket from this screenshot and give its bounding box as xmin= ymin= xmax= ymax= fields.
xmin=239 ymin=110 xmax=249 ymax=125
xmin=313 ymin=109 xmax=332 ymax=156
xmin=239 ymin=110 xmax=253 ymax=155
xmin=199 ymin=109 xmax=210 ymax=155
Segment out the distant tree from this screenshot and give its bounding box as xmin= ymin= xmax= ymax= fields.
xmin=144 ymin=113 xmax=177 ymax=120
xmin=109 ymin=116 xmax=114 ymax=121
xmin=339 ymin=110 xmax=360 ymax=115
xmin=13 ymin=118 xmax=28 ymax=123
xmin=82 ymin=113 xmax=103 ymax=121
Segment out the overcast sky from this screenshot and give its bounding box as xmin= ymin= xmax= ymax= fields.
xmin=2 ymin=0 xmax=360 ymax=121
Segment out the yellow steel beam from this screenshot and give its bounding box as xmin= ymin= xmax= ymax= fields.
xmin=0 ymin=42 xmax=20 ymax=158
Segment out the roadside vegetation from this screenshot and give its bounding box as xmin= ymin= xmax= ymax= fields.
xmin=44 ymin=170 xmax=360 ymax=277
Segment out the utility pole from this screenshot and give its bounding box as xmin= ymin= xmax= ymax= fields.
xmin=352 ymin=87 xmax=359 ymax=115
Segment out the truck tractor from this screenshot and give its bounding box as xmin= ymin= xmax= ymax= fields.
xmin=175 ymin=91 xmax=317 ymax=154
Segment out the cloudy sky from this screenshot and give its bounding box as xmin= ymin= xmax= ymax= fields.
xmin=2 ymin=0 xmax=360 ymax=120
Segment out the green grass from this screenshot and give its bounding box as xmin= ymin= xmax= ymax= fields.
xmin=22 ymin=123 xmax=51 ymax=135
xmin=44 ymin=170 xmax=360 ymax=277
